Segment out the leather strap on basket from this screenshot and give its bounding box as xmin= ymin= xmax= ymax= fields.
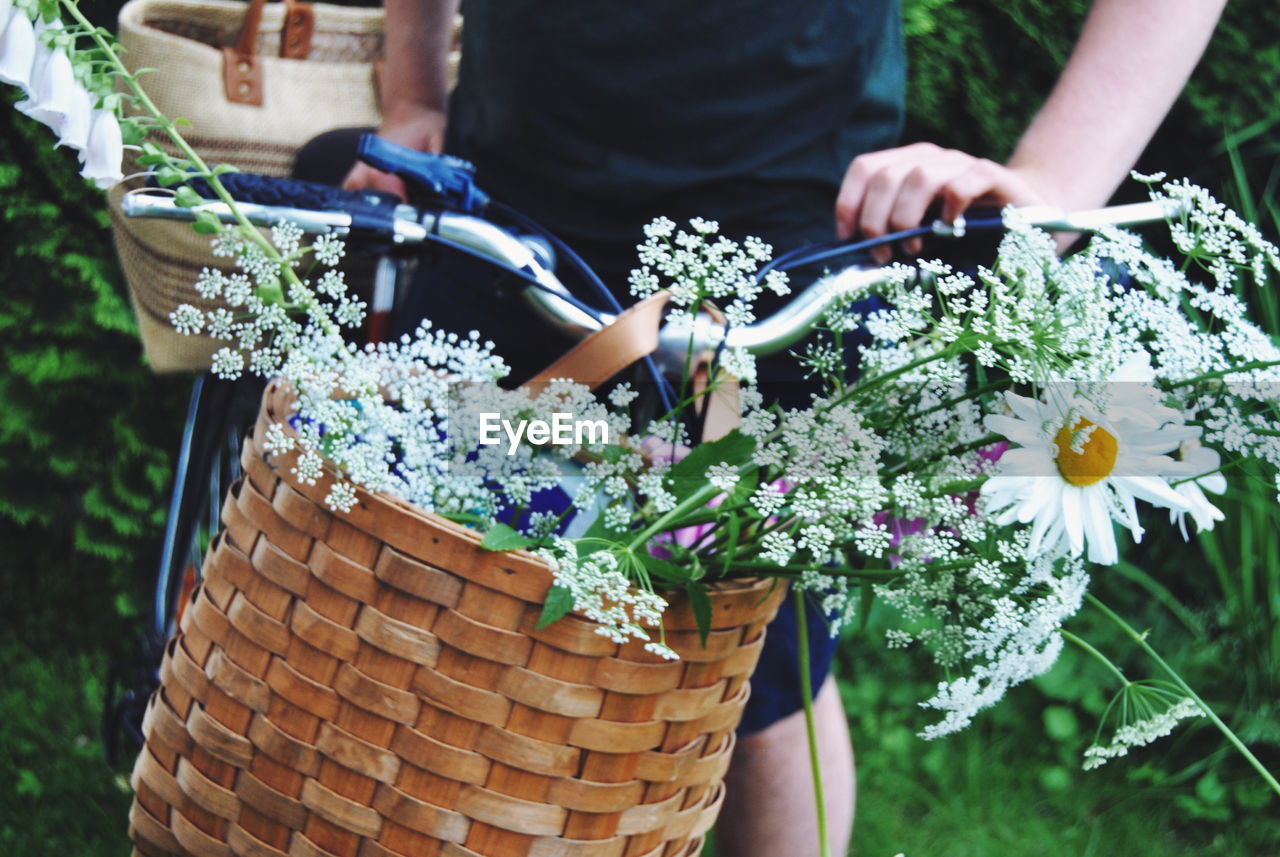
xmin=223 ymin=0 xmax=316 ymax=105
xmin=525 ymin=292 xmax=672 ymax=393
xmin=525 ymin=291 xmax=741 ymax=442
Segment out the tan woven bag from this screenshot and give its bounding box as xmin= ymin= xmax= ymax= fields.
xmin=107 ymin=0 xmax=457 ymax=372
xmin=129 ymin=296 xmax=785 ymax=857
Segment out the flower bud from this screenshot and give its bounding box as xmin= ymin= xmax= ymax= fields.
xmin=0 ymin=9 xmax=36 ymax=90
xmin=81 ymin=107 xmax=124 ymax=188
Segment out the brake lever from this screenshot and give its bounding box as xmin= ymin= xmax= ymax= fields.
xmin=357 ymin=134 xmax=490 ymax=215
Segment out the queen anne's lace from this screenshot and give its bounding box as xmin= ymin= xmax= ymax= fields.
xmin=165 ymin=193 xmax=1280 ymax=746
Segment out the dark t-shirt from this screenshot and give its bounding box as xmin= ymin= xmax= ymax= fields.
xmin=446 ymin=0 xmax=905 ymax=286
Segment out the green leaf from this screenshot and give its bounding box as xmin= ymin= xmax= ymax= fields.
xmin=154 ymin=165 xmax=186 ymax=187
xmin=173 ymin=186 xmax=203 ymax=208
xmin=639 ymin=551 xmax=694 ymax=585
xmin=686 ymin=581 xmax=712 ymax=647
xmin=192 ymin=210 xmax=223 ymax=235
xmin=480 ymin=522 xmax=535 ymax=552
xmin=212 ymin=164 xmax=239 ymax=176
xmin=667 ymin=429 xmax=755 ymax=502
xmin=536 ymin=584 xmax=575 ymax=629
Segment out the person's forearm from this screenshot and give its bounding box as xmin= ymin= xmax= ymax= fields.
xmin=382 ymin=0 xmax=459 ymax=120
xmin=1008 ymin=0 xmax=1226 ymax=210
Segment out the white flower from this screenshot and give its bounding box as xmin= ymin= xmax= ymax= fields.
xmin=16 ymin=41 xmax=78 ymax=133
xmin=1167 ymin=439 xmax=1226 ymax=537
xmin=56 ymin=82 xmax=91 ymax=149
xmin=169 ymin=304 xmax=204 ymax=335
xmin=0 ymin=9 xmax=36 ymax=90
xmin=80 ymin=108 xmax=123 ymax=188
xmin=759 ymin=532 xmax=795 ymax=565
xmin=981 ymin=386 xmax=1192 ymax=565
xmin=272 ymin=221 xmax=304 ymax=256
xmin=313 ymin=232 xmax=345 ymax=266
xmin=608 ymin=383 xmax=638 ymax=408
xmin=326 ymin=481 xmax=358 ymax=513
xmin=707 ymin=462 xmax=739 ymax=491
xmin=1083 ymin=696 xmax=1201 ymax=770
xmin=210 ymin=347 xmax=244 ymax=380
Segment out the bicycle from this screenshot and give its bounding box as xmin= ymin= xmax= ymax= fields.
xmin=101 ymin=132 xmax=1180 ymax=762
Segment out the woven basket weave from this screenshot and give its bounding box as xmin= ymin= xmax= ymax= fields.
xmin=130 ymin=380 xmax=786 ymax=857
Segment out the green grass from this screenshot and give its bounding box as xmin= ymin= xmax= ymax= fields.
xmin=840 ymin=624 xmax=1280 ymax=857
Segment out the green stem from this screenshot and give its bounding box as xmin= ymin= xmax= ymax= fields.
xmin=1087 ymin=593 xmax=1280 ymax=799
xmin=888 ymin=433 xmax=1003 ymax=476
xmin=794 ymin=590 xmax=830 ymax=857
xmin=1165 ymin=358 xmax=1280 ymax=389
xmin=627 ymin=482 xmax=723 ymax=552
xmin=1060 ymin=629 xmax=1130 ymax=685
xmin=725 ymin=561 xmax=903 ymax=581
xmin=63 ymin=0 xmax=336 ymax=337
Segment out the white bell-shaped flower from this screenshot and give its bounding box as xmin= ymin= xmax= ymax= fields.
xmin=0 ymin=8 xmax=37 ymax=90
xmin=80 ymin=107 xmax=123 ymax=188
xmin=57 ymin=83 xmax=93 ymax=149
xmin=16 ymin=42 xmax=78 ymax=134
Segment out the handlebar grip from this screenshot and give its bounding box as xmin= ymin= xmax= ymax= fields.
xmin=174 ymin=172 xmax=406 ymax=232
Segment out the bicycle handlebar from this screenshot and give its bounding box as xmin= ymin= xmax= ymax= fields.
xmin=122 ymin=182 xmax=1183 ymax=358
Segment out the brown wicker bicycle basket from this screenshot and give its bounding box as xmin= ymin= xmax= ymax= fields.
xmin=130 ymin=379 xmax=786 ymax=857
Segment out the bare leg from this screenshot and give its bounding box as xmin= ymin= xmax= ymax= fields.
xmin=719 ymin=675 xmax=856 ymax=857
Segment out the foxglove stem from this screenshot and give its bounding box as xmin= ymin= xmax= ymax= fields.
xmin=1087 ymin=592 xmax=1280 ymax=798
xmin=57 ymin=0 xmax=337 ymax=336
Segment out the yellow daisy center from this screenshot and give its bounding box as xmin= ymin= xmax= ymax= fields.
xmin=1054 ymin=418 xmax=1118 ymax=487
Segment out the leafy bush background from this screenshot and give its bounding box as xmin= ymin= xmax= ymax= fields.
xmin=1 ymin=0 xmax=1277 ymax=853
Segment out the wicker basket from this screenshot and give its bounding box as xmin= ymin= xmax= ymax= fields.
xmin=130 ymin=380 xmax=786 ymax=857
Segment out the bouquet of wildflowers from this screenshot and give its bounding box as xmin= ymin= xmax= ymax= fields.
xmin=9 ymin=0 xmax=1280 ymax=796
xmin=175 ymin=185 xmax=1280 ymax=758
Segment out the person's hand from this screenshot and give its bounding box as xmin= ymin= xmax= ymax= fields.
xmin=342 ymin=106 xmax=448 ymax=199
xmin=834 ymin=142 xmax=1049 ymax=263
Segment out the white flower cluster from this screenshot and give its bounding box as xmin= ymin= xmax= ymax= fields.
xmin=630 ymin=216 xmax=790 ymax=385
xmin=1 ymin=5 xmax=123 ymax=187
xmin=160 ymin=185 xmax=1279 ymax=752
xmin=1083 ymin=694 xmax=1202 ymax=770
xmin=914 ymin=552 xmax=1088 ymax=739
xmin=173 ymin=230 xmax=368 ymax=380
xmin=535 ymin=538 xmax=674 ymax=658
xmin=763 ymin=180 xmax=1280 ymax=740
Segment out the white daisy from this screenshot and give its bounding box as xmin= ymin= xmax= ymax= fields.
xmin=1166 ymin=439 xmax=1226 ymax=538
xmin=981 ymin=387 xmax=1192 ymax=565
